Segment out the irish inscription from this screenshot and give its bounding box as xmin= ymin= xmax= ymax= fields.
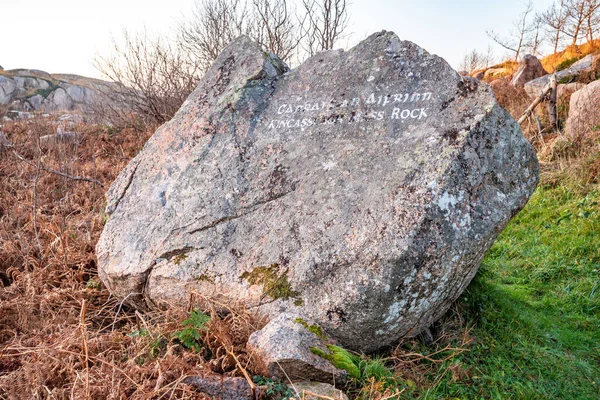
xmin=265 ymin=89 xmax=436 ymax=130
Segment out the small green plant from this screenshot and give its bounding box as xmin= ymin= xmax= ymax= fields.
xmin=311 ymin=344 xmax=401 ymax=392
xmin=85 ymin=277 xmax=100 ymax=289
xmin=555 ymin=56 xmax=582 ymax=72
xmin=173 ymin=309 xmax=210 ymax=352
xmin=128 ymin=328 xmax=149 ymax=338
xmin=252 ymin=375 xmax=294 ymax=399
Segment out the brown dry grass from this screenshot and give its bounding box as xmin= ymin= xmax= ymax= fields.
xmin=541 ymin=40 xmax=600 ymax=73
xmin=0 ymin=117 xmax=266 ymax=399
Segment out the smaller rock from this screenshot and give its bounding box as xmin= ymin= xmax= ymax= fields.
xmin=557 ymin=82 xmax=586 ymax=102
xmin=458 ymin=70 xmax=469 ymax=77
xmin=5 ymin=110 xmax=33 ymax=120
xmin=44 ymin=88 xmax=74 ymax=110
xmin=59 ymin=113 xmax=84 ymax=123
xmin=511 ymin=54 xmax=547 ymax=89
xmin=484 ymin=67 xmax=509 ymax=80
xmin=39 ymin=131 xmax=81 ymax=147
xmin=184 ymin=375 xmax=254 ymax=400
xmin=565 ymin=80 xmax=600 ymax=137
xmin=472 ymin=70 xmax=485 ymax=80
xmin=489 ymin=79 xmax=505 ymax=91
xmin=288 ymin=382 xmax=349 ymax=400
xmin=26 ymin=94 xmax=44 ymax=110
xmin=247 ymin=313 xmax=345 ymax=383
xmin=0 ymin=76 xmax=16 ymax=105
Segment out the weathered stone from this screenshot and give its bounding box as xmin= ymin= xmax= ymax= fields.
xmin=184 ymin=375 xmax=254 ymax=400
xmin=14 ymin=76 xmax=50 ymax=91
xmin=472 ymin=70 xmax=485 ymax=80
xmin=39 ymin=131 xmax=81 ymax=148
xmin=489 ymin=79 xmax=505 ymax=91
xmin=25 ymin=94 xmax=43 ymax=111
xmin=511 ymin=54 xmax=547 ymax=89
xmin=289 ymin=382 xmax=349 ymax=400
xmin=96 ymin=32 xmax=539 ymax=353
xmin=0 ymin=76 xmax=16 ymax=105
xmin=565 ymin=79 xmax=600 ymax=137
xmin=557 ymin=82 xmax=586 ymax=102
xmin=247 ymin=313 xmax=346 ymax=383
xmin=43 ymin=88 xmax=74 ymax=110
xmin=484 ymin=67 xmax=509 ymax=80
xmin=524 ymin=53 xmax=600 ymax=98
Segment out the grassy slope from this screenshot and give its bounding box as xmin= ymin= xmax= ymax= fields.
xmin=422 ymin=184 xmax=599 ymax=399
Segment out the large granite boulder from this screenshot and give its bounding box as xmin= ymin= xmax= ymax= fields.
xmin=96 ymin=32 xmax=539 ymax=353
xmin=511 ymin=54 xmax=547 ymax=89
xmin=565 ymin=80 xmax=600 ymax=137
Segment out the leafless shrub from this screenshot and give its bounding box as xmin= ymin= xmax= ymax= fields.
xmin=94 ymin=0 xmax=351 ymax=131
xmin=177 ymin=0 xmax=253 ymax=73
xmin=487 ymin=1 xmax=537 ymax=61
xmin=251 ymin=0 xmax=303 ymax=63
xmin=93 ymin=30 xmax=201 ymax=130
xmin=301 ymin=0 xmax=350 ymax=57
xmin=459 ymin=47 xmax=495 ymax=74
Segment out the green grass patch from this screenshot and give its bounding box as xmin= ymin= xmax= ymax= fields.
xmin=414 ymin=184 xmax=600 ymax=399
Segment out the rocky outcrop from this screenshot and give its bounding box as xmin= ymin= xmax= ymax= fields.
xmin=511 ymin=54 xmax=547 ymax=89
xmin=96 ymin=32 xmax=539 ymax=354
xmin=0 ymin=70 xmax=113 ymax=113
xmin=565 ymin=80 xmax=600 ymax=137
xmin=0 ymin=76 xmax=17 ymax=105
xmin=524 ymin=53 xmax=600 ymax=98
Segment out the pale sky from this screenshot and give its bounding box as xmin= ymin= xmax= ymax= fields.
xmin=0 ymin=0 xmax=555 ymax=79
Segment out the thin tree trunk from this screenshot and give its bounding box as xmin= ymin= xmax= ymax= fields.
xmin=546 ymin=74 xmax=558 ymax=130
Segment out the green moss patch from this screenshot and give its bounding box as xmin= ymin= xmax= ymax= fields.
xmin=241 ymin=263 xmax=303 ymax=305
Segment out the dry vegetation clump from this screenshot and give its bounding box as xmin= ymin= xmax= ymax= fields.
xmin=541 ymin=40 xmax=600 ymax=73
xmin=0 ymin=116 xmax=263 ymax=399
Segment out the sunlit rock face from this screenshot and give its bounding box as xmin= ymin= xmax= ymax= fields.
xmin=96 ymin=31 xmax=539 ymax=353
